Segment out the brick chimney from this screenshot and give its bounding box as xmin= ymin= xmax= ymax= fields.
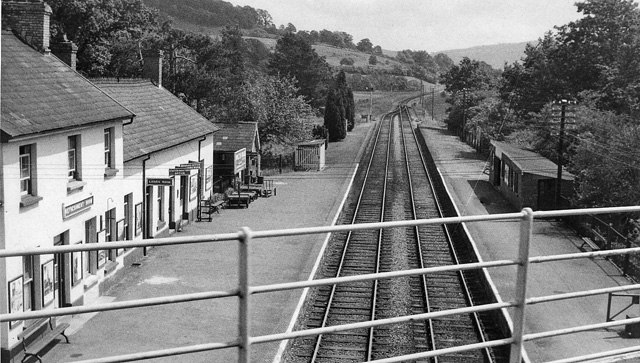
xmin=143 ymin=50 xmax=163 ymax=88
xmin=51 ymin=35 xmax=78 ymax=70
xmin=2 ymin=0 xmax=53 ymax=53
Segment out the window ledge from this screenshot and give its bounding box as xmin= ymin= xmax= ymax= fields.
xmin=84 ymin=274 xmax=99 ymax=290
xmin=104 ymin=260 xmax=119 ymax=276
xmin=156 ymin=221 xmax=167 ymax=231
xmin=67 ymin=180 xmax=87 ymax=193
xmin=104 ymin=167 xmax=119 ymax=178
xmin=20 ymin=194 xmax=43 ymax=208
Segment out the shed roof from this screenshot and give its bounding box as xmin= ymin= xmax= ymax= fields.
xmin=298 ymin=139 xmax=326 ymax=147
xmin=92 ymin=79 xmax=219 ymax=161
xmin=1 ymin=30 xmax=134 ymax=140
xmin=492 ymin=141 xmax=574 ymax=180
xmin=212 ymin=122 xmax=260 ymax=152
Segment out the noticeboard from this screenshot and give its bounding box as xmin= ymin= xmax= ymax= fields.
xmin=234 ymin=148 xmax=247 ymax=174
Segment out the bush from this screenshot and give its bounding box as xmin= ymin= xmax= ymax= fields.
xmin=340 ymin=57 xmax=355 ymax=66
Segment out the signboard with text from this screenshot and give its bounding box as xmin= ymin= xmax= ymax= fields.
xmin=234 ymin=148 xmax=247 ymax=175
xmin=169 ymin=169 xmax=191 ymax=176
xmin=63 ymin=196 xmax=94 ymax=219
xmin=147 ymin=178 xmax=173 ymax=186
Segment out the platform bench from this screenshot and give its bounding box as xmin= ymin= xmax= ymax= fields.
xmin=19 ymin=318 xmax=70 ymax=363
xmin=227 ymin=195 xmax=250 ymax=208
xmin=211 ymin=200 xmax=225 ymax=213
xmin=580 ymin=237 xmax=601 ymax=252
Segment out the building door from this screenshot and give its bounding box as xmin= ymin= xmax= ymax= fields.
xmin=537 ymin=179 xmax=556 ymax=211
xmin=145 ymin=186 xmax=153 ymax=238
xmin=169 ymin=181 xmax=175 ymax=230
xmin=53 ymin=232 xmax=71 ymax=307
xmin=493 ymin=157 xmax=501 ymax=186
xmin=180 ymin=176 xmax=188 ymax=220
xmin=85 ymin=217 xmax=97 ymax=275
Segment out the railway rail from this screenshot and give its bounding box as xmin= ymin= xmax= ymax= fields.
xmin=286 ymin=98 xmax=509 ymax=362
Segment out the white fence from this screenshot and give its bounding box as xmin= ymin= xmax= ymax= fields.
xmin=1 ymin=205 xmax=640 ymax=363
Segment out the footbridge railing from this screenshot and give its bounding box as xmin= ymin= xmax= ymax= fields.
xmin=1 ymin=205 xmax=640 ymax=363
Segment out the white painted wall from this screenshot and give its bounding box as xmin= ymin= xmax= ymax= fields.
xmin=0 ymin=120 xmax=126 ymax=347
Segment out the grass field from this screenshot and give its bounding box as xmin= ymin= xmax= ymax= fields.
xmin=354 ymin=89 xmax=449 ymax=122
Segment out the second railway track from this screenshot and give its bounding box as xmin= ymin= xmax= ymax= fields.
xmin=285 ymin=97 xmax=509 ymax=363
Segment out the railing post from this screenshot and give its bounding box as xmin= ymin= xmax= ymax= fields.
xmin=238 ymin=227 xmax=252 ymax=363
xmin=510 ymin=208 xmax=534 ymax=363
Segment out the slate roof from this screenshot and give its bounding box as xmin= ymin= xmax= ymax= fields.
xmin=92 ymin=79 xmax=219 ymax=161
xmin=1 ymin=30 xmax=134 ymax=140
xmin=492 ymin=141 xmax=574 ymax=180
xmin=212 ymin=122 xmax=260 ymax=153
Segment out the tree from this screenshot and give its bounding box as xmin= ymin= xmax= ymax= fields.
xmin=324 ymin=70 xmax=354 ymax=140
xmin=440 ymin=57 xmax=496 ymax=132
xmin=285 ymin=23 xmax=297 ymax=33
xmin=500 ymin=0 xmax=640 ymax=117
xmin=324 ymin=88 xmax=347 ymax=141
xmin=372 ymin=45 xmax=383 ymax=55
xmin=568 ymin=106 xmax=640 ymax=208
xmin=434 ymin=53 xmax=454 ymax=71
xmin=368 ymin=55 xmax=377 ymax=65
xmin=268 ymin=32 xmax=331 ymax=109
xmin=48 ymin=0 xmax=159 ymax=76
xmin=243 ymin=72 xmax=314 ymax=145
xmin=356 ymin=38 xmax=373 ymax=53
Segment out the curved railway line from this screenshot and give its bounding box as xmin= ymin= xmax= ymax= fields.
xmin=286 ymin=97 xmax=510 ymax=362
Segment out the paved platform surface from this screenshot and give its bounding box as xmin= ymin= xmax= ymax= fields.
xmin=44 ymin=122 xmax=374 ymax=363
xmin=419 ymin=120 xmax=640 ymax=362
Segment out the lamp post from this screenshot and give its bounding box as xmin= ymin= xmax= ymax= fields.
xmin=366 ymin=86 xmax=373 ymax=122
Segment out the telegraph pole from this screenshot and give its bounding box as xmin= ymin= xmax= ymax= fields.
xmin=431 ymin=87 xmax=435 ymax=121
xmin=461 ymin=88 xmax=467 ymax=139
xmin=554 ymin=99 xmax=575 ymax=209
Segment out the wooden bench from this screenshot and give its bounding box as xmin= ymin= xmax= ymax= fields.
xmin=580 ymin=237 xmax=601 ymax=252
xmin=19 ymin=318 xmax=70 ymax=363
xmin=210 ymin=200 xmax=225 ymax=213
xmin=227 ymin=194 xmax=250 ymax=208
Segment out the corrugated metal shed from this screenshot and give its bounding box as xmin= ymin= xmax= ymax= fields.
xmin=93 ymin=79 xmax=219 ymax=161
xmin=1 ymin=30 xmax=134 ymax=139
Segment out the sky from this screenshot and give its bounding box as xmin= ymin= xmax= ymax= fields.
xmin=228 ymin=0 xmax=583 ymax=52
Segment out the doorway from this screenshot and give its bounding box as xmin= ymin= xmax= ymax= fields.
xmin=53 ymin=232 xmax=71 ymax=307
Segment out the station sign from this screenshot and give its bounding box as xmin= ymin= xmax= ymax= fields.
xmin=169 ymin=169 xmax=191 ymax=176
xmin=147 ymin=178 xmax=174 ymax=186
xmin=63 ymin=196 xmax=94 ymax=219
xmin=177 ymin=163 xmax=201 ymax=169
xmin=234 ymin=148 xmax=247 ymax=174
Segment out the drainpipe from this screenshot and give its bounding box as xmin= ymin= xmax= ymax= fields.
xmin=141 ymin=153 xmax=151 ymax=256
xmin=197 ymin=136 xmax=207 ymax=215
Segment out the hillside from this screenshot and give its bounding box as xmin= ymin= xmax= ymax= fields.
xmin=437 ymin=41 xmax=533 ymax=69
xmin=244 ymin=37 xmax=405 ymax=72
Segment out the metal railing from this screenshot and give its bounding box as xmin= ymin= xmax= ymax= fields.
xmin=2 ymin=205 xmax=640 ymax=363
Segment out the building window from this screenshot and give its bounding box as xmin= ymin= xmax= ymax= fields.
xmin=68 ymin=135 xmax=80 ymax=180
xmin=104 ymin=128 xmax=113 ymax=168
xmin=157 ymin=186 xmax=164 ymax=222
xmin=23 ymin=256 xmax=36 ymax=311
xmin=19 ymin=145 xmax=32 ymax=195
xmin=503 ymin=163 xmax=510 ymax=186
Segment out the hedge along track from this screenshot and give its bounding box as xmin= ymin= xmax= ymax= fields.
xmin=285 ymin=96 xmax=505 ymax=363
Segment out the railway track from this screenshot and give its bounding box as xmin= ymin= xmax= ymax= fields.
xmin=286 ymin=97 xmax=508 ymax=363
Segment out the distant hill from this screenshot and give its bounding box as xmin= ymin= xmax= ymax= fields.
xmin=437 ymin=42 xmax=534 ymax=69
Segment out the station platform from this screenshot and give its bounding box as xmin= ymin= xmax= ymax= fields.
xmin=43 ymin=122 xmax=375 ymax=363
xmin=418 ymin=120 xmax=640 ymax=362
